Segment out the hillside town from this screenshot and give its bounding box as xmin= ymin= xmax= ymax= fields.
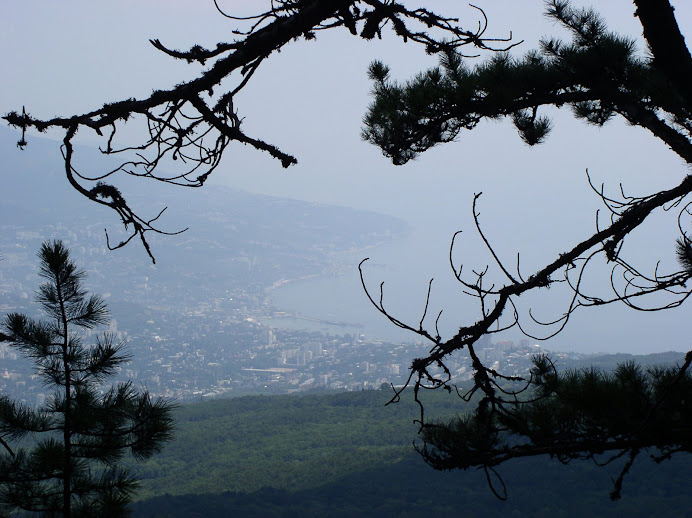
xmin=0 ymin=188 xmax=669 ymax=405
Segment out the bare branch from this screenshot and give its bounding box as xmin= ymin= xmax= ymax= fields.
xmin=5 ymin=0 xmax=516 ymax=261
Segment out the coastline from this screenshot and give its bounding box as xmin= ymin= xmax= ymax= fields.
xmin=259 ymin=233 xmax=411 ymax=338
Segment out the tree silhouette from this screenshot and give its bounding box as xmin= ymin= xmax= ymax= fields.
xmin=359 ymin=0 xmax=692 ymax=498
xmin=5 ymin=0 xmax=692 ymax=500
xmin=3 ymin=1 xmax=516 ymax=263
xmin=0 ymin=241 xmax=174 ymax=517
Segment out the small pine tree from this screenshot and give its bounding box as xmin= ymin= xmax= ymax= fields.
xmin=0 ymin=240 xmax=174 ymax=517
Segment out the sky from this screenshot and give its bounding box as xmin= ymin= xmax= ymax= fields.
xmin=2 ymin=1 xmax=692 ymax=354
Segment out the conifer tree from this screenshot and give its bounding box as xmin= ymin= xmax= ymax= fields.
xmin=0 ymin=241 xmax=174 ymax=517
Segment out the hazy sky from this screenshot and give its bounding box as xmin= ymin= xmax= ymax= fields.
xmin=2 ymin=1 xmax=692 ymax=354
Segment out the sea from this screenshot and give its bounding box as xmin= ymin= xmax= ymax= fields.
xmin=262 ymin=220 xmax=493 ymax=345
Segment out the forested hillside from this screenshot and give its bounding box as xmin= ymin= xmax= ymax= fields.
xmin=131 ymin=389 xmax=448 ymax=498
xmin=131 ymin=388 xmax=691 ymax=517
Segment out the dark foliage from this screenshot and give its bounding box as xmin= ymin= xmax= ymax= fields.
xmin=419 ymin=354 xmax=692 ymax=499
xmin=0 ymin=241 xmax=174 ymax=517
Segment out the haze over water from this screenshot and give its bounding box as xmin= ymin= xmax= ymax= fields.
xmin=267 ymin=214 xmax=691 ymax=356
